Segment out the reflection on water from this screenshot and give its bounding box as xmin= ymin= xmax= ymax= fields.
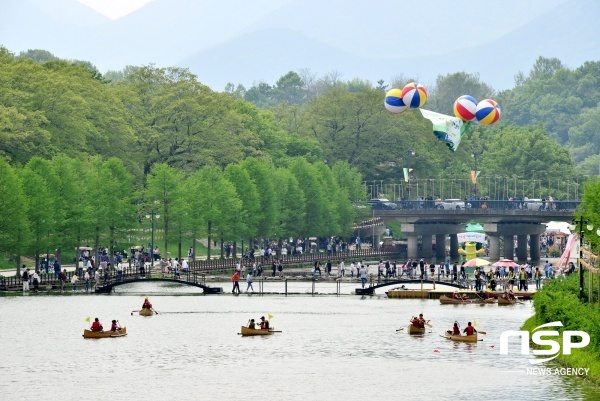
xmin=0 ymin=283 xmax=597 ymax=401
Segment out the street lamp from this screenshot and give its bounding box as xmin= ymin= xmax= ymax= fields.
xmin=572 ymin=217 xmax=599 ymax=301
xmin=145 ymin=211 xmax=160 ymax=268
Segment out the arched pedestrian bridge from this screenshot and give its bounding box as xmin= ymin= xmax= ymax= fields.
xmin=94 ymin=270 xmax=222 ymax=294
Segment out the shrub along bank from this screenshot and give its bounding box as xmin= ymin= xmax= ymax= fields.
xmin=522 ymin=273 xmax=600 ymax=385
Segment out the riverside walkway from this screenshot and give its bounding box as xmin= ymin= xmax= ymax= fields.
xmin=0 ymin=248 xmax=401 ymax=293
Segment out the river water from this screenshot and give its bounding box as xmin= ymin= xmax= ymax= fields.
xmin=1 ymin=282 xmax=597 ymax=401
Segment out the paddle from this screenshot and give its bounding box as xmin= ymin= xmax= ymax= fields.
xmin=478 ymin=331 xmax=487 ymax=335
xmin=130 ymin=310 xmax=140 ymax=316
xmin=396 ymin=327 xmax=405 ymax=332
xmin=151 ymin=308 xmax=159 ymax=315
xmin=425 ymin=320 xmax=432 ymax=328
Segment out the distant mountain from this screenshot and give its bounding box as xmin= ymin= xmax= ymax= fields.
xmin=181 ymin=0 xmax=600 ymax=90
xmin=1 ymin=0 xmax=596 ymax=91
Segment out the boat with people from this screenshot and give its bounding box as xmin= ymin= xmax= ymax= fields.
xmin=139 ymin=308 xmax=154 ymax=316
xmin=442 ymin=331 xmax=478 ymax=343
xmin=83 ymin=327 xmax=127 ymax=339
xmin=439 ymin=295 xmax=495 ymax=305
xmin=407 ymin=324 xmax=426 ymax=335
xmin=240 ymin=326 xmax=273 ymax=336
xmin=498 ymin=296 xmax=517 ymax=305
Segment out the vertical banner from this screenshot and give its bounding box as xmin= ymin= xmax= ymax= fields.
xmin=470 ymin=170 xmax=481 ymax=184
xmin=403 ymin=168 xmax=413 ymax=183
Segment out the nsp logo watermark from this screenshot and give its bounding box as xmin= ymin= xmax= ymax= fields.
xmin=499 ymin=321 xmax=590 ymax=365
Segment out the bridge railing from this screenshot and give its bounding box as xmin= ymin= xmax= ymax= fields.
xmin=373 ymin=199 xmax=580 ymax=211
xmin=189 ymin=248 xmax=402 ymax=272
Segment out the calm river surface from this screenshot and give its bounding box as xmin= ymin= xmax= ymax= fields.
xmin=1 ymin=282 xmax=597 ymax=401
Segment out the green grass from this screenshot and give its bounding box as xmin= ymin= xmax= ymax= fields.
xmin=522 ymin=274 xmax=600 ymax=386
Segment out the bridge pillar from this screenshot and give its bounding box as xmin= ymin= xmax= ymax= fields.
xmin=516 ymin=234 xmax=528 ymax=263
xmin=422 ymin=235 xmax=432 ymax=259
xmin=436 ymin=234 xmax=446 ymax=260
xmin=374 ymin=234 xmax=381 ymax=250
xmin=530 ymin=234 xmax=541 ymax=264
xmin=449 ymin=234 xmax=459 ymax=261
xmin=407 ymin=235 xmax=418 ymax=259
xmin=488 ymin=235 xmax=500 ymax=260
xmin=503 ymin=235 xmax=514 ymax=260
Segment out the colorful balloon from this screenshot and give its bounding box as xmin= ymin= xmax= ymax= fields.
xmin=475 ymin=99 xmax=501 ymax=125
xmin=453 ymin=95 xmax=478 ymax=121
xmin=401 ymin=82 xmax=427 ymax=108
xmin=384 ymin=88 xmax=407 ymax=114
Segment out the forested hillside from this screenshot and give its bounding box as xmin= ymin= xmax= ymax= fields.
xmin=0 ymin=46 xmax=597 ymax=269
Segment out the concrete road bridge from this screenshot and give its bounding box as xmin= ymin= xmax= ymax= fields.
xmin=362 ymin=200 xmax=579 ymax=264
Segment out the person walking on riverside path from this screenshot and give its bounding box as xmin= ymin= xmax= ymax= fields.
xmin=232 ymin=271 xmax=240 ymax=294
xmin=246 ymin=271 xmax=254 ymax=292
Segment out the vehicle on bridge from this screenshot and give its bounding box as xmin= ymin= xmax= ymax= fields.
xmin=367 ymin=198 xmax=398 ymax=210
xmin=436 ymin=199 xmax=471 ymax=210
xmin=522 ymin=199 xmax=545 ymax=211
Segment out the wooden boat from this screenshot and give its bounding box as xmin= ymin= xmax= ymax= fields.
xmin=439 ymin=295 xmax=495 ymax=305
xmin=240 ymin=326 xmax=273 ymax=336
xmin=487 ymin=291 xmax=535 ymax=300
xmin=407 ymin=324 xmax=426 ymax=335
xmin=139 ymin=308 xmax=154 ymax=316
xmin=83 ymin=327 xmax=127 ymax=339
xmin=443 ymin=330 xmax=478 ymax=343
xmin=498 ymin=296 xmax=517 ymax=305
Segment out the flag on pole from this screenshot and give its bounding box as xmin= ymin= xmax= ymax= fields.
xmin=85 ymin=316 xmax=90 ymax=322
xmin=470 ymin=170 xmax=481 ymax=184
xmin=403 ymin=168 xmax=413 ymax=183
xmin=419 ymin=109 xmax=473 ymax=152
xmin=268 ymin=313 xmax=274 ymax=320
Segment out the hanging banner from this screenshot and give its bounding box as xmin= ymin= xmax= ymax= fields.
xmin=457 ymin=232 xmax=486 ymax=243
xmin=419 ymin=109 xmax=473 ymax=152
xmin=470 ymin=170 xmax=481 ymax=184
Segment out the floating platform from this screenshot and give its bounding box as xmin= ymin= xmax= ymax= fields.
xmin=386 ymin=289 xmax=430 ymax=299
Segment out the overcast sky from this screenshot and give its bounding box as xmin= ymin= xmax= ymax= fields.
xmin=77 ymin=0 xmax=154 ymax=19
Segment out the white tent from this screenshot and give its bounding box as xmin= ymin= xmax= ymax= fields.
xmin=545 ymin=221 xmax=571 ymax=234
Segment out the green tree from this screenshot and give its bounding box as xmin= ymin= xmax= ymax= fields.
xmin=273 ymin=71 xmax=306 ymax=105
xmin=190 ymin=166 xmax=242 ymax=259
xmin=146 ymin=163 xmax=184 ymax=259
xmin=289 ymin=158 xmax=327 ymax=237
xmin=224 ymin=163 xmax=261 ymax=255
xmin=51 ymin=154 xmax=92 ymax=264
xmin=428 ymin=72 xmax=495 ymax=115
xmin=96 ymin=158 xmax=136 ymax=266
xmin=578 ymin=177 xmax=600 ymax=252
xmin=20 ymin=158 xmax=56 ymax=270
xmin=240 ymin=158 xmax=278 ymax=239
xmin=0 ymin=159 xmax=29 ymax=273
xmin=272 ymin=168 xmax=306 ymax=239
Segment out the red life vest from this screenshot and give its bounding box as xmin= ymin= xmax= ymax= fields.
xmin=91 ymin=321 xmax=103 ymax=332
xmin=453 ymin=326 xmax=460 ymax=335
xmin=465 ymin=325 xmax=475 ymax=335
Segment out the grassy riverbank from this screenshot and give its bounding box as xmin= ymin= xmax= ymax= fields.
xmin=522 ymin=273 xmax=600 ymax=385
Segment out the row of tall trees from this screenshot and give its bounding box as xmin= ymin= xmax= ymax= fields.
xmin=0 ymin=155 xmax=363 ymax=274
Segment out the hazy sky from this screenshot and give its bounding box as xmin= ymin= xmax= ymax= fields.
xmin=77 ymin=0 xmax=154 ymax=20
